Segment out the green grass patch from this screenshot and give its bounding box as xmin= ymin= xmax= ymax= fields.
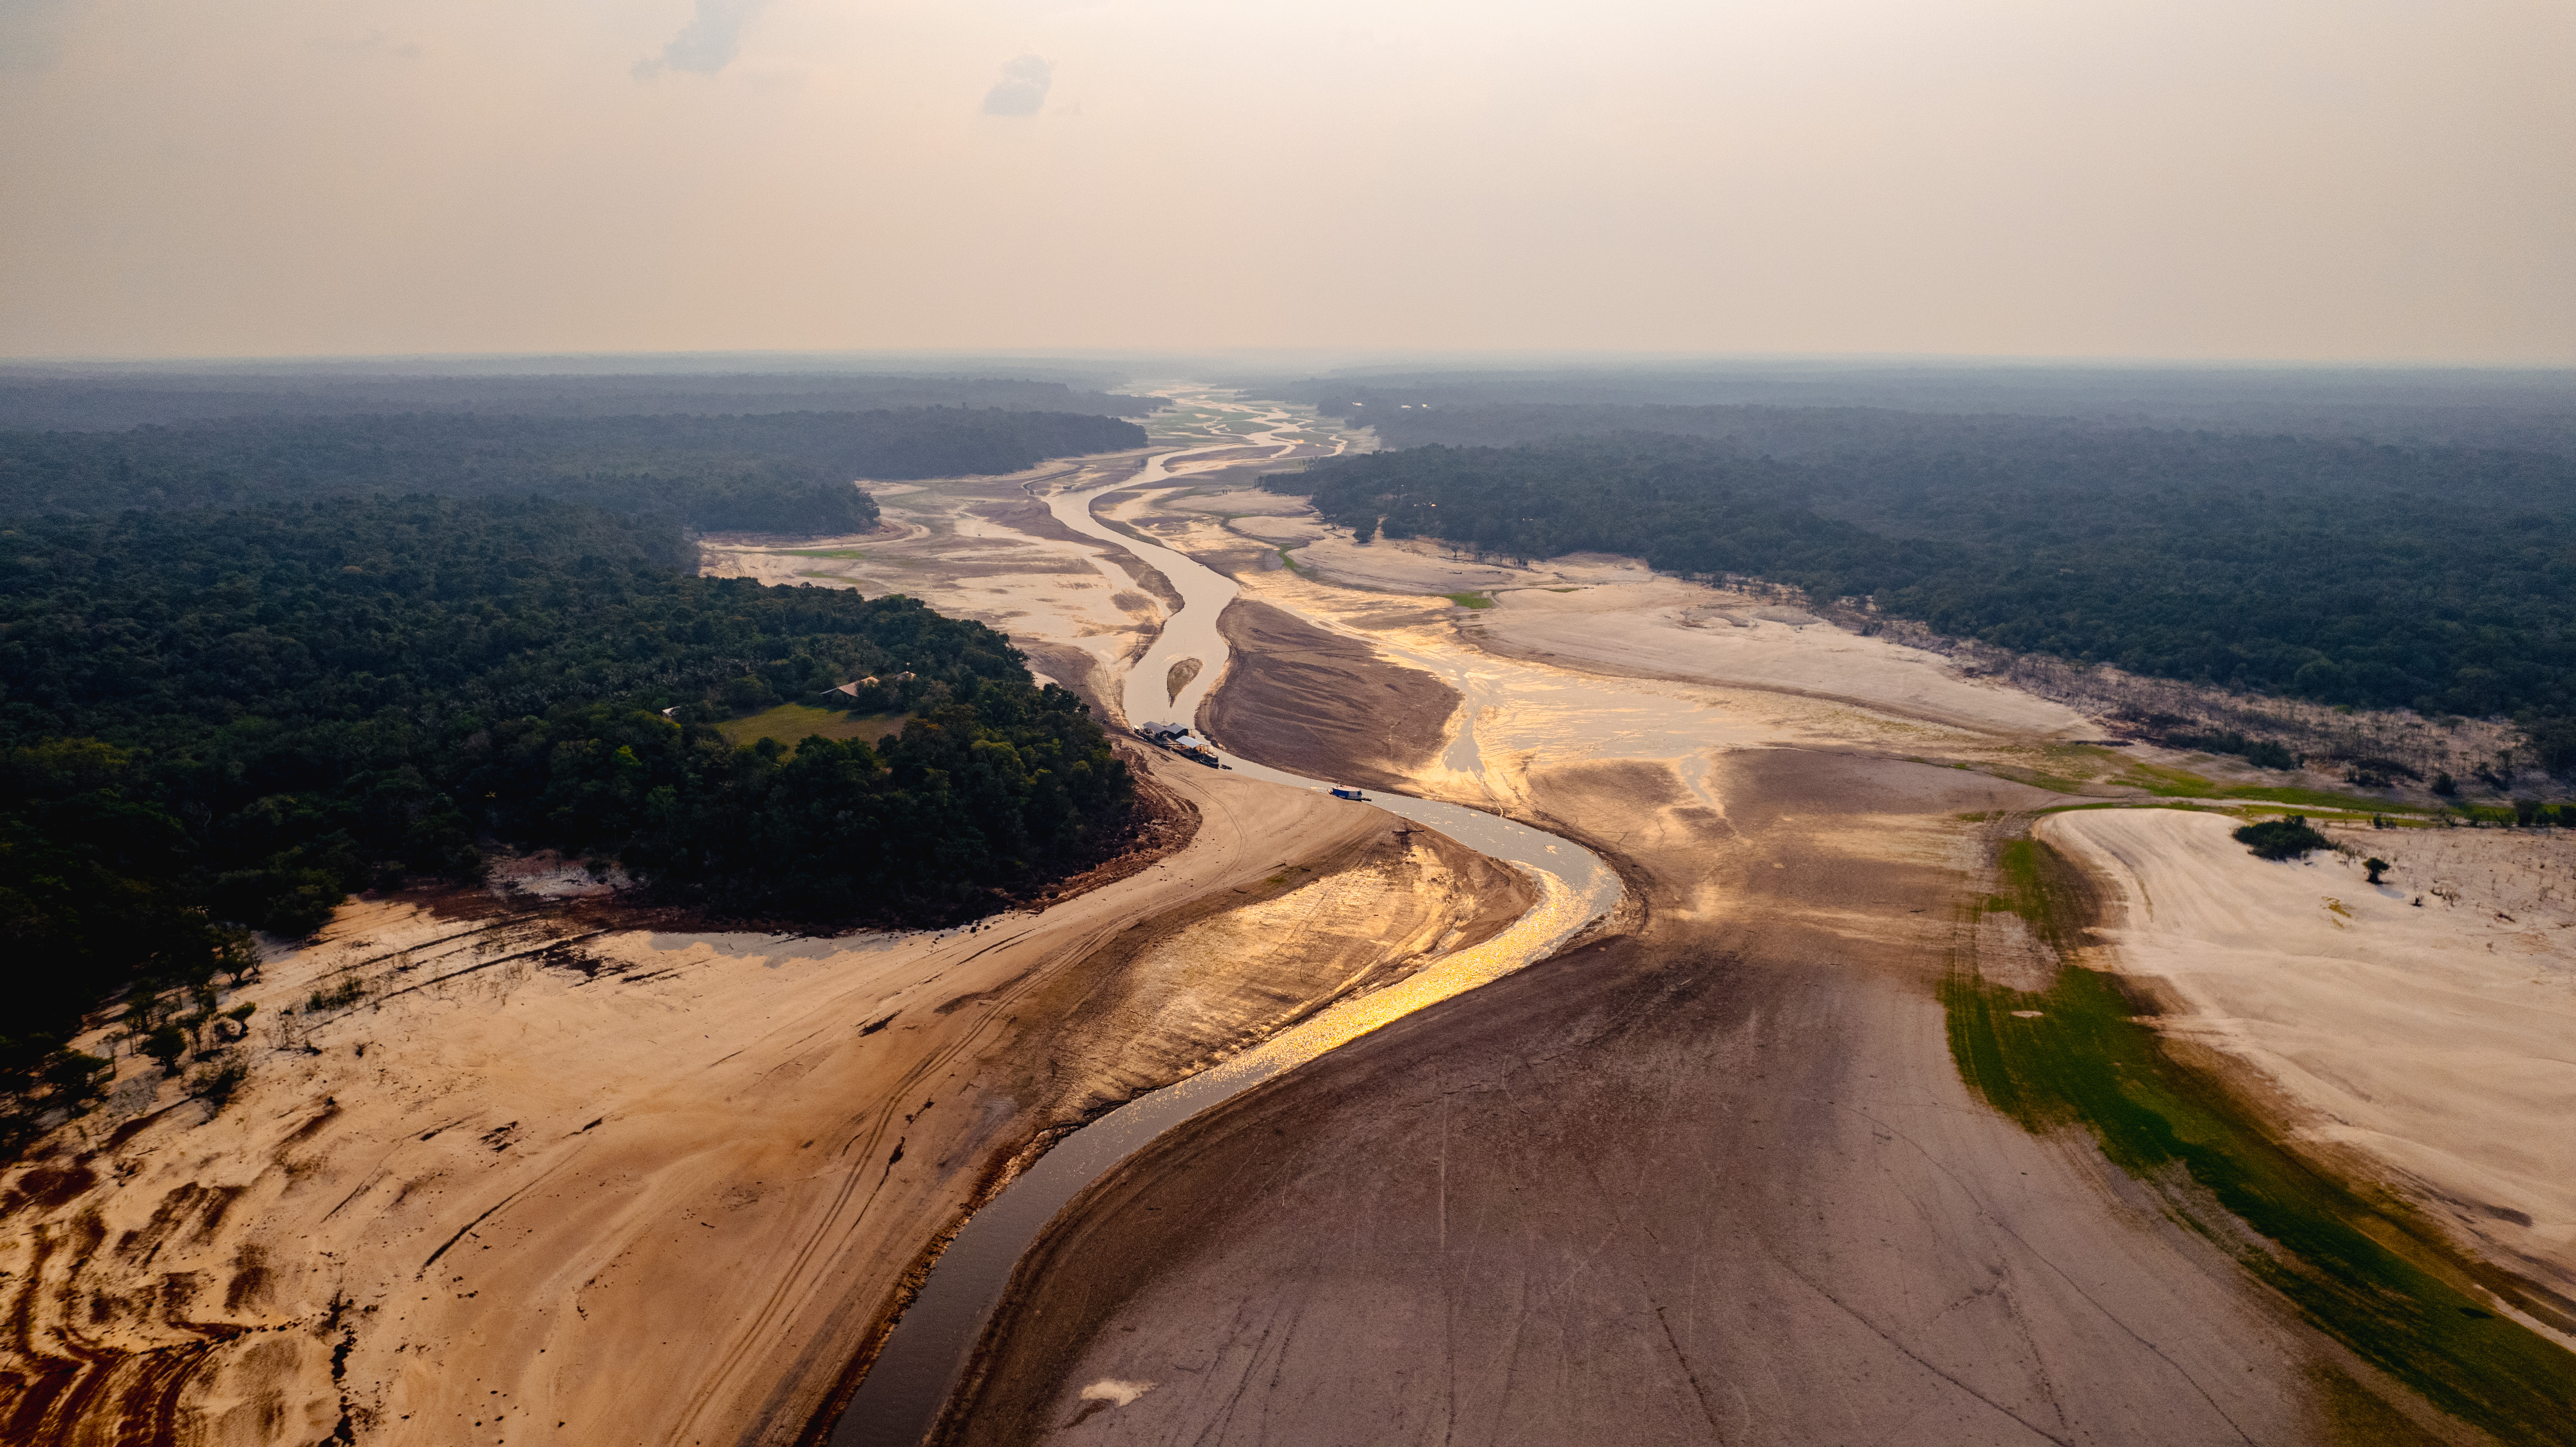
xmin=1949 ymin=837 xmax=2576 ymax=1444
xmin=2216 ymin=784 xmax=2429 ymax=813
xmin=1442 ymin=591 xmax=1494 ymax=609
xmin=713 ymin=703 xmax=902 ymax=750
xmin=1277 ymin=547 xmax=1307 ymax=576
xmin=2112 ymin=758 xmax=2431 ymax=814
xmin=2112 ymin=757 xmax=2219 ymax=794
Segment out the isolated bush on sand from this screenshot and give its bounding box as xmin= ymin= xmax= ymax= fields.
xmin=2232 ymin=815 xmax=2331 ymax=860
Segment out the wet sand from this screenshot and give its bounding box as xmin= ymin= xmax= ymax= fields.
xmin=1198 ymin=599 xmax=1461 ymax=793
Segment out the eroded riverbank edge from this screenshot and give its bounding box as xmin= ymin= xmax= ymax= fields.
xmin=789 ymin=810 xmax=1542 ymax=1446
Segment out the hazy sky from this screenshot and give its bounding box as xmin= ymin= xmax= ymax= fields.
xmin=3 ymin=0 xmax=2570 ymax=362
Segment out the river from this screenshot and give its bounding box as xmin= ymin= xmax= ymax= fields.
xmin=829 ymin=409 xmax=1619 ymax=1447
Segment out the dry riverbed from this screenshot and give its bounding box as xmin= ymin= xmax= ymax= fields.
xmin=929 ymin=459 xmax=2571 ymax=1444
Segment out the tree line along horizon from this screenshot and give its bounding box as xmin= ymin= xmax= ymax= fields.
xmin=1265 ymin=409 xmax=2576 ymax=769
xmin=11 ymin=380 xmax=2576 ymax=1130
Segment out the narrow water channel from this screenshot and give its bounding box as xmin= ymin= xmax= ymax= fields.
xmin=827 ymin=429 xmax=1620 ymax=1447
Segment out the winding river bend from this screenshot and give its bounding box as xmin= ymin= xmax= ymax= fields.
xmin=827 ymin=431 xmax=1621 ymax=1446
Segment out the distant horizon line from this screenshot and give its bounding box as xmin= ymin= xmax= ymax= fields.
xmin=2 ymin=348 xmax=2570 ymax=378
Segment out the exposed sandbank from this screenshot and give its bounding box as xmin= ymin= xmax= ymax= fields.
xmin=2044 ymin=808 xmax=2576 ymax=1328
xmin=1198 ymin=599 xmax=1460 ymax=793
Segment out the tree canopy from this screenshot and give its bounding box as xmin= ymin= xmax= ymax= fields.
xmin=1269 ymin=431 xmax=2576 ymax=721
xmin=0 ymin=406 xmax=1147 ymax=533
xmin=1 ymin=495 xmax=1131 ymax=1091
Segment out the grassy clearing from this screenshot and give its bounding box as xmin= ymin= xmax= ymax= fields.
xmin=1277 ymin=547 xmax=1308 ymax=576
xmin=1947 ymin=835 xmax=2576 ymax=1444
xmin=713 ymin=703 xmax=902 ymax=750
xmin=1442 ymin=591 xmax=1494 ymax=609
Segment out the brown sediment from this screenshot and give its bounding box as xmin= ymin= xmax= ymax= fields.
xmin=936 ymin=750 xmax=2408 ymax=1446
xmin=1162 ymin=657 xmax=1201 ymax=704
xmin=1197 ymin=599 xmax=1458 ymax=792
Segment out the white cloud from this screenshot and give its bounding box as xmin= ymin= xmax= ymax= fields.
xmin=635 ymin=0 xmax=771 ymax=80
xmin=981 ymin=54 xmax=1052 ymax=116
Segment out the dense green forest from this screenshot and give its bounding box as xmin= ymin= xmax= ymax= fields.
xmin=1262 ymin=363 xmax=2576 ymax=452
xmin=1269 ymin=432 xmax=2576 ymax=723
xmin=0 ymin=370 xmax=1160 ymax=430
xmin=0 ymin=407 xmax=1146 ymax=532
xmin=1 ymin=496 xmax=1132 ymax=1110
xmin=1323 ymin=400 xmax=2105 ymax=455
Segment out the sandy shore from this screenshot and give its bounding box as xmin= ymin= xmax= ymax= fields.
xmin=2044 ymin=808 xmax=2576 ymax=1332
